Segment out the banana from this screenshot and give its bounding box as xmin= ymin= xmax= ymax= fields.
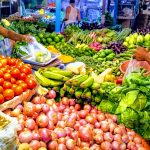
xmin=81 ymin=88 xmax=89 ymax=99
xmin=72 ymin=75 xmax=88 ymax=87
xmin=84 ymin=89 xmax=92 ymax=100
xmin=95 ymin=95 xmax=102 ymax=103
xmin=92 ymin=89 xmax=98 ymax=95
xmin=45 ymin=67 xmax=60 ymax=71
xmin=69 ymin=87 xmax=75 ymax=95
xmin=91 ymin=82 xmax=100 ymax=90
xmin=75 ymin=88 xmax=83 ymax=99
xmin=52 ymin=86 xmax=60 ymax=92
xmin=60 ymin=88 xmax=66 ymax=97
xmin=41 ymin=71 xmax=69 ymax=81
xmin=65 ymin=75 xmax=82 ymax=85
xmin=51 ymin=70 xmax=73 ymax=77
xmin=34 ymin=71 xmax=63 ymax=87
xmin=80 ymin=76 xmax=94 ymax=89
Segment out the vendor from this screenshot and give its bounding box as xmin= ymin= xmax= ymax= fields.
xmin=134 ymin=47 xmax=150 ymax=64
xmin=0 ymin=25 xmax=32 ymax=46
xmin=64 ymin=0 xmax=81 ymax=27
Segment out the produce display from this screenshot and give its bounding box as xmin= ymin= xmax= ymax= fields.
xmin=0 ymin=56 xmax=37 ymax=104
xmin=0 ymin=17 xmax=150 ymax=150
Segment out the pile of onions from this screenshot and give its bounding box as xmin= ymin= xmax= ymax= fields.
xmin=9 ymin=95 xmax=149 ymax=150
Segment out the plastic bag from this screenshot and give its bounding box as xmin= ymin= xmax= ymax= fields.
xmin=0 ymin=111 xmax=18 ymax=150
xmin=0 ymin=38 xmax=12 ymax=56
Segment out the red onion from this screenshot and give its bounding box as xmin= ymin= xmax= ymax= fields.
xmin=79 ymin=126 xmax=93 ymax=142
xmin=40 ymin=141 xmax=47 ymax=147
xmin=120 ymin=143 xmax=127 ymax=150
xmin=48 ymin=120 xmax=55 ymax=130
xmin=90 ymin=144 xmax=101 ymax=150
xmin=112 ymin=141 xmax=120 ymax=150
xmin=25 ymin=119 xmax=36 ymax=130
xmin=57 ymin=121 xmax=66 ymax=128
xmin=78 ymin=110 xmax=88 ymax=119
xmin=114 ymin=134 xmax=122 ymax=142
xmin=74 ymin=122 xmax=81 ymax=131
xmin=58 ymin=144 xmax=67 ymax=150
xmin=54 ymin=128 xmax=66 ymax=138
xmin=57 ymin=112 xmax=63 ymax=121
xmin=101 ymin=121 xmax=109 ymax=132
xmin=32 ymin=112 xmax=39 ymax=120
xmin=23 ymin=102 xmax=36 ymax=117
xmin=70 ymin=131 xmax=79 ymax=140
xmin=16 ymin=104 xmax=23 ymax=112
xmin=30 ymin=140 xmax=41 ymax=150
xmin=61 ymin=97 xmax=70 ymax=106
xmin=79 ymin=119 xmax=87 ymax=126
xmin=84 ymin=104 xmax=91 ymax=112
xmin=39 ymin=128 xmax=52 ymax=143
xmin=48 ymin=141 xmax=58 ymax=150
xmin=69 ymin=99 xmax=76 ymax=106
xmin=36 ymin=114 xmax=49 ymax=128
xmin=109 ymin=122 xmax=117 ymax=133
xmin=80 ymin=142 xmax=90 ymax=148
xmin=32 ymin=131 xmax=40 ymax=140
xmin=133 ymin=136 xmax=142 ymax=144
xmin=51 ymin=132 xmax=58 ymax=141
xmin=75 ymin=104 xmax=81 ymax=111
xmin=46 ymin=99 xmax=55 ymax=106
xmin=58 ymin=137 xmax=66 ymax=144
xmin=32 ymin=96 xmax=42 ymax=104
xmin=66 ymin=139 xmax=76 ymax=150
xmin=127 ymin=141 xmax=136 ymax=149
xmin=85 ymin=115 xmax=96 ymax=124
xmin=48 ymin=90 xmax=56 ymax=99
xmin=114 ymin=127 xmax=122 ymax=135
xmin=90 ymin=108 xmax=97 ymax=114
xmin=64 ymin=127 xmax=73 ymax=136
xmin=66 ymin=117 xmax=76 ymax=128
xmin=35 ymin=104 xmax=42 ymax=113
xmin=18 ymin=131 xmax=33 ymax=143
xmin=93 ymin=129 xmax=104 ymax=136
xmin=42 ymin=104 xmax=50 ymax=113
xmin=94 ymin=134 xmax=103 ymax=144
xmin=47 ymin=111 xmax=58 ymax=125
xmin=122 ymin=134 xmax=129 ymax=143
xmin=59 ymin=104 xmax=66 ymax=112
xmin=104 ymin=132 xmax=113 ymax=142
xmin=97 ymin=113 xmax=105 ymax=121
xmin=101 ymin=141 xmax=112 ymax=150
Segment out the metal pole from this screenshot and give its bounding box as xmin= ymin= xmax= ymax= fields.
xmin=101 ymin=0 xmax=106 ymax=24
xmin=55 ymin=0 xmax=61 ymax=33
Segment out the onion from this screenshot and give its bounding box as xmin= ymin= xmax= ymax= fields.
xmin=104 ymin=132 xmax=113 ymax=142
xmin=54 ymin=128 xmax=66 ymax=138
xmin=30 ymin=140 xmax=41 ymax=150
xmin=35 ymin=104 xmax=42 ymax=113
xmin=109 ymin=122 xmax=117 ymax=133
xmin=120 ymin=143 xmax=126 ymax=150
xmin=57 ymin=112 xmax=63 ymax=121
xmin=64 ymin=127 xmax=73 ymax=136
xmin=11 ymin=108 xmax=21 ymax=117
xmin=127 ymin=141 xmax=136 ymax=149
xmin=74 ymin=122 xmax=81 ymax=131
xmin=32 ymin=131 xmax=40 ymax=140
xmin=25 ymin=119 xmax=36 ymax=130
xmin=69 ymin=99 xmax=76 ymax=106
xmin=78 ymin=110 xmax=88 ymax=119
xmin=66 ymin=117 xmax=76 ymax=128
xmin=32 ymin=96 xmax=46 ymax=104
xmin=48 ymin=120 xmax=55 ymax=130
xmin=47 ymin=111 xmax=58 ymax=125
xmin=97 ymin=113 xmax=105 ymax=121
xmin=93 ymin=129 xmax=104 ymax=136
xmin=90 ymin=144 xmax=101 ymax=150
xmin=127 ymin=131 xmax=135 ymax=141
xmin=19 ymin=131 xmax=33 ymax=143
xmin=23 ymin=102 xmax=36 ymax=117
xmin=58 ymin=144 xmax=67 ymax=150
xmin=16 ymin=105 xmax=23 ymax=112
xmin=59 ymin=104 xmax=66 ymax=112
xmin=48 ymin=141 xmax=58 ymax=150
xmin=90 ymin=108 xmax=97 ymax=114
xmin=114 ymin=134 xmax=122 ymax=142
xmin=66 ymin=139 xmax=76 ymax=150
xmin=111 ymin=115 xmax=117 ymax=122
xmin=101 ymin=121 xmax=109 ymax=132
xmin=58 ymin=137 xmax=66 ymax=144
xmin=122 ymin=134 xmax=129 ymax=143
xmin=42 ymin=104 xmax=50 ymax=113
xmin=80 ymin=142 xmax=90 ymax=148
xmin=83 ymin=104 xmax=91 ymax=112
xmin=70 ymin=131 xmax=79 ymax=140
xmin=75 ymin=104 xmax=81 ymax=111
xmin=79 ymin=119 xmax=87 ymax=126
xmin=79 ymin=126 xmax=93 ymax=142
xmin=46 ymin=99 xmax=55 ymax=106
xmin=57 ymin=121 xmax=66 ymax=128
xmin=40 ymin=141 xmax=47 ymax=147
xmin=112 ymin=141 xmax=120 ymax=150
xmin=114 ymin=127 xmax=122 ymax=135
xmin=85 ymin=115 xmax=96 ymax=124
xmin=51 ymin=132 xmax=58 ymax=141
xmin=36 ymin=114 xmax=49 ymax=128
xmin=101 ymin=141 xmax=112 ymax=150
xmin=133 ymin=136 xmax=142 ymax=144
xmin=48 ymin=90 xmax=56 ymax=99
xmin=61 ymin=97 xmax=70 ymax=106
xmin=94 ymin=134 xmax=103 ymax=144
xmin=32 ymin=112 xmax=39 ymax=120
xmin=39 ymin=128 xmax=52 ymax=143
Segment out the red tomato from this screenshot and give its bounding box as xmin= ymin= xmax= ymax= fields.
xmin=16 ymin=62 xmax=24 ymax=70
xmin=11 ymin=68 xmax=20 ymax=79
xmin=3 ymin=89 xmax=14 ymax=101
xmin=3 ymin=81 xmax=12 ymax=89
xmin=14 ymin=85 xmax=23 ymax=96
xmin=24 ymin=64 xmax=32 ymax=69
xmin=25 ymin=78 xmax=37 ymax=89
xmin=0 ymin=67 xmax=6 ymax=73
xmin=21 ymin=65 xmax=32 ymax=75
xmin=16 ymin=80 xmax=24 ymax=85
xmin=4 ymin=73 xmax=11 ymax=81
xmin=10 ymin=77 xmax=16 ymax=84
xmin=12 ymin=84 xmax=17 ymax=90
xmin=0 ymin=86 xmax=3 ymax=93
xmin=20 ymin=83 xmax=27 ymax=92
xmin=0 ymin=78 xmax=4 ymax=86
xmin=0 ymin=58 xmax=7 ymax=66
xmin=0 ymin=94 xmax=4 ymax=104
xmin=7 ymin=58 xmax=16 ymax=66
xmin=0 ymin=70 xmax=3 ymax=78
xmin=20 ymin=73 xmax=26 ymax=80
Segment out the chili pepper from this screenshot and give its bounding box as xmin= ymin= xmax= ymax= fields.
xmin=116 ymin=76 xmax=123 ymax=84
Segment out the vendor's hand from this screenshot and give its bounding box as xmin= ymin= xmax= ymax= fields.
xmin=22 ymin=35 xmax=33 ymax=43
xmin=133 ymin=47 xmax=148 ymax=61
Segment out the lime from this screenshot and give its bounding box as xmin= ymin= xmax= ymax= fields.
xmin=39 ymin=33 xmax=44 ymax=38
xmin=45 ymin=34 xmax=50 ymax=38
xmin=58 ymin=34 xmax=64 ymax=39
xmin=47 ymin=38 xmax=52 ymax=43
xmin=50 ymin=42 xmax=56 ymax=45
xmin=54 ymin=37 xmax=60 ymax=43
xmin=42 ymin=38 xmax=46 ymax=44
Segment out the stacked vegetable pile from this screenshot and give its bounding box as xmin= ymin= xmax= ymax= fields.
xmin=0 ymin=56 xmax=37 ymax=104
xmin=7 ymin=96 xmax=150 ymax=150
xmin=97 ymin=72 xmax=150 ymax=140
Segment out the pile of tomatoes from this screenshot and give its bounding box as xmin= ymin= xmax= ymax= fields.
xmin=0 ymin=55 xmax=37 ymax=104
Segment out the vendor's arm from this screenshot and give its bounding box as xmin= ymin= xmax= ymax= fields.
xmin=134 ymin=47 xmax=150 ymax=64
xmin=77 ymin=9 xmax=81 ymax=22
xmin=64 ymin=6 xmax=71 ymax=21
xmin=0 ymin=25 xmax=32 ymax=43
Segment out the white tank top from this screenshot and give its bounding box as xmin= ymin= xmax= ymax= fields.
xmin=65 ymin=5 xmax=78 ymax=25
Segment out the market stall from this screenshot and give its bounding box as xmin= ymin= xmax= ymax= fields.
xmin=0 ymin=0 xmax=150 ymax=149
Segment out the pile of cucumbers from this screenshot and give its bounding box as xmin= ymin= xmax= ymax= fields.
xmin=34 ymin=67 xmax=107 ymax=105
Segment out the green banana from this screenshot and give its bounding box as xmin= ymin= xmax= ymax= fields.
xmin=45 ymin=67 xmax=60 ymax=71
xmin=84 ymin=89 xmax=92 ymax=100
xmin=52 ymin=86 xmax=60 ymax=92
xmin=34 ymin=71 xmax=63 ymax=87
xmin=81 ymin=88 xmax=89 ymax=99
xmin=51 ymin=70 xmax=73 ymax=77
xmin=66 ymin=75 xmax=82 ymax=85
xmin=91 ymin=82 xmax=100 ymax=90
xmin=80 ymin=76 xmax=94 ymax=89
xmin=95 ymin=95 xmax=102 ymax=103
xmin=60 ymin=88 xmax=66 ymax=97
xmin=41 ymin=71 xmax=69 ymax=81
xmin=69 ymin=87 xmax=75 ymax=95
xmin=72 ymin=75 xmax=88 ymax=87
xmin=75 ymin=88 xmax=83 ymax=99
xmin=92 ymin=89 xmax=98 ymax=95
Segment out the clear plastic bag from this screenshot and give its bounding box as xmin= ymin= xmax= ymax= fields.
xmin=0 ymin=111 xmax=18 ymax=150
